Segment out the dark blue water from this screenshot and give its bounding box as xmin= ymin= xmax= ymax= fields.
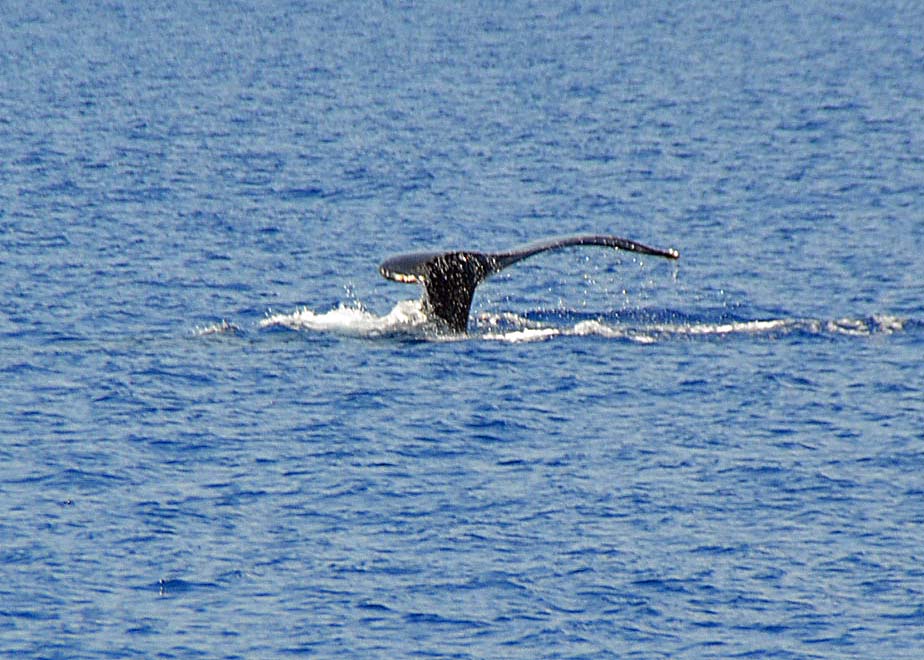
xmin=3 ymin=2 xmax=924 ymax=657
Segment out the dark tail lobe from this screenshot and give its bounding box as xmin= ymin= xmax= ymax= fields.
xmin=491 ymin=234 xmax=679 ymax=272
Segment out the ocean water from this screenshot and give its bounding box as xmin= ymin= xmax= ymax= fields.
xmin=2 ymin=1 xmax=924 ymax=658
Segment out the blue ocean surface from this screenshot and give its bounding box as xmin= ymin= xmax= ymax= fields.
xmin=2 ymin=1 xmax=924 ymax=657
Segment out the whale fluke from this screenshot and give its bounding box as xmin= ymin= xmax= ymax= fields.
xmin=378 ymin=234 xmax=679 ymax=333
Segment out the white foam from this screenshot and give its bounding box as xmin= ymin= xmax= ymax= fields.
xmin=654 ymin=318 xmax=791 ymax=336
xmin=482 ymin=317 xmax=808 ymax=343
xmin=193 ymin=320 xmax=241 ymax=336
xmin=259 ymin=300 xmax=430 ymax=337
xmin=826 ymin=315 xmax=905 ymax=336
xmin=568 ymin=316 xmax=910 ymax=342
xmin=569 ymin=317 xmax=805 ymax=341
xmin=255 ymin=302 xmax=910 ymax=344
xmin=873 ymin=315 xmax=905 ymax=333
xmin=475 ymin=311 xmax=535 ymax=329
xmin=572 ymin=319 xmax=656 ymax=343
xmin=483 ymin=327 xmax=561 ymax=343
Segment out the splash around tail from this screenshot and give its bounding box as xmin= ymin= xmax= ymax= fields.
xmin=259 ymin=299 xmax=437 ymax=338
xmin=255 ymin=303 xmax=913 ymax=344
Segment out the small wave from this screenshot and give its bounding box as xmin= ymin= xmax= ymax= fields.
xmin=193 ymin=320 xmax=242 ymax=336
xmin=827 ymin=315 xmax=906 ymax=335
xmin=259 ymin=300 xmax=433 ymax=337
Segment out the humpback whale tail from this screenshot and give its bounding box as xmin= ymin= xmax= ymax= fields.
xmin=378 ymin=234 xmax=679 ymax=333
xmin=379 ymin=235 xmax=680 ymax=333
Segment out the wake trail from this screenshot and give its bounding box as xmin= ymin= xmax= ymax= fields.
xmin=480 ymin=313 xmax=911 ymax=343
xmin=244 ymin=300 xmax=914 ymax=344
